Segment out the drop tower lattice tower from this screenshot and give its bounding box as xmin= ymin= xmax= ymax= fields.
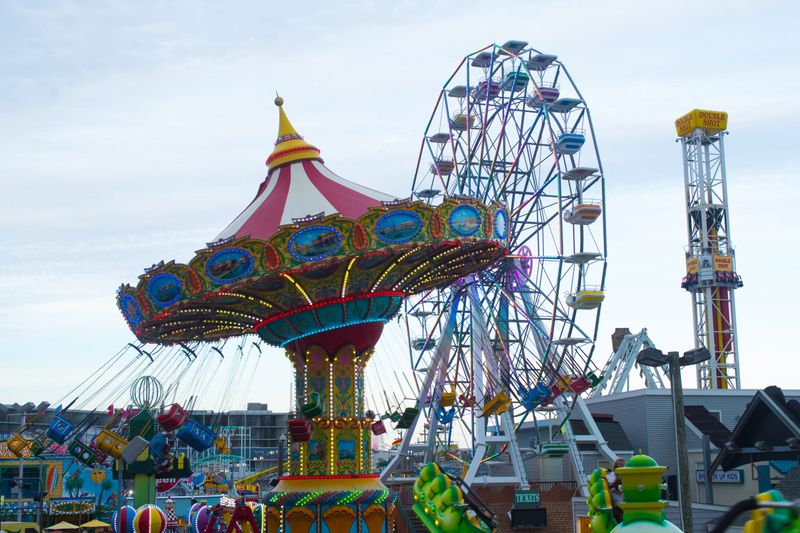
xmin=676 ymin=110 xmax=743 ymax=389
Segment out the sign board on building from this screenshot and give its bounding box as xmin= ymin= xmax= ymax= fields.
xmin=696 ymin=469 xmax=744 ymax=484
xmin=514 ymin=490 xmax=541 ymax=506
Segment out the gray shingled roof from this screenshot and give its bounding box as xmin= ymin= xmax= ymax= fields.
xmin=684 ymin=404 xmax=731 ymax=447
xmin=569 ymin=415 xmax=633 ymax=451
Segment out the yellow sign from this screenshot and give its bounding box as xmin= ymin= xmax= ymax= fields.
xmin=686 ymin=257 xmax=699 ymax=274
xmin=675 ymin=109 xmax=728 ymax=137
xmin=714 ymin=255 xmax=733 ymax=272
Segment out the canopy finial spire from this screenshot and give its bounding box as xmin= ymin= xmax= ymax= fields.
xmin=265 ymin=97 xmax=322 ymax=171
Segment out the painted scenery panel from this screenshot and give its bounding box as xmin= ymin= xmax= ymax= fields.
xmin=147 ymin=274 xmax=182 ymax=307
xmin=288 ymin=226 xmax=342 ymax=261
xmin=449 ymin=205 xmax=481 ymax=236
xmin=205 ymin=248 xmax=255 ymax=283
xmin=375 ymin=210 xmax=422 ymax=243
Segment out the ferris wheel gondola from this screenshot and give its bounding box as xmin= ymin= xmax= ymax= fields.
xmin=382 ymin=40 xmax=608 ymax=483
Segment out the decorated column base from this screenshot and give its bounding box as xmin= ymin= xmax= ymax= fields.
xmin=265 ymin=475 xmax=396 ymax=533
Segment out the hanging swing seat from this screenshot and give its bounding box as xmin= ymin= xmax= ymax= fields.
xmin=526 ymin=87 xmax=560 ymax=108
xmin=473 ymin=79 xmax=501 ymax=100
xmin=29 ymin=433 xmax=50 ymax=457
xmin=502 ymin=70 xmax=530 ymax=92
xmin=586 ymin=371 xmax=603 ymax=388
xmin=395 ymin=407 xmax=420 ymax=429
xmin=47 ymin=416 xmax=75 ymax=444
xmin=370 ymin=420 xmax=386 ymax=435
xmin=215 ymin=437 xmax=230 ymax=454
xmin=569 ymin=375 xmax=592 ymax=394
xmin=431 ymin=159 xmax=455 ymax=176
xmin=541 ymin=443 xmax=570 ymax=457
xmin=520 ymin=383 xmax=552 ymax=411
xmin=566 ymin=289 xmax=605 ymax=310
xmin=300 ymin=392 xmax=325 ymax=419
xmin=439 ymin=388 xmax=456 ymax=407
xmin=287 ymin=418 xmax=313 ymax=442
xmin=435 ymin=407 xmax=456 ymax=425
xmin=176 ymin=419 xmax=216 ymax=452
xmin=386 ymin=411 xmax=402 ymax=423
xmin=95 ymin=429 xmax=128 ymax=459
xmin=120 ymin=436 xmax=150 ymax=464
xmin=480 ymin=390 xmax=511 ymax=418
xmin=459 ymin=394 xmax=476 ymax=408
xmin=157 ymin=403 xmax=188 ymax=432
xmin=450 ymin=114 xmax=476 ymax=131
xmin=68 ymin=440 xmax=97 ymax=467
xmin=563 ymin=203 xmax=602 ymax=225
xmin=7 ymin=433 xmax=32 ymax=457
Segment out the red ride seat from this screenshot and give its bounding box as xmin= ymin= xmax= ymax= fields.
xmin=288 ymin=419 xmax=313 ymax=442
xmin=157 ymin=404 xmax=189 ymax=432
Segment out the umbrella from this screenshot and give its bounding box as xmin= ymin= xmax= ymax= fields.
xmin=46 ymin=522 xmax=80 ymax=531
xmin=80 ymin=520 xmax=111 ymax=529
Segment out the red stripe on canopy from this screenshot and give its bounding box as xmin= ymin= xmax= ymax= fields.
xmin=302 ymin=161 xmax=385 ymax=218
xmin=235 ymin=165 xmax=293 ymax=240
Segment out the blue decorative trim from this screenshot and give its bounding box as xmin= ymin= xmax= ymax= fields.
xmin=120 ymin=295 xmax=142 ymax=326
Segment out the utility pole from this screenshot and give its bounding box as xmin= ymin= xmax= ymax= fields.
xmin=669 ymin=352 xmax=692 ymax=533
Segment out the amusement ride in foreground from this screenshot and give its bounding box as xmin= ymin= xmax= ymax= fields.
xmin=116 ymin=95 xmax=508 ymax=532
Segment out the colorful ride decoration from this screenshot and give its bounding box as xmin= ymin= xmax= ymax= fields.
xmin=134 ymin=504 xmax=167 ymax=533
xmin=586 ymin=468 xmax=618 ymax=533
xmin=193 ymin=505 xmax=212 ymax=533
xmin=164 ymin=497 xmax=179 ymax=533
xmin=743 ymin=490 xmax=800 ymax=533
xmin=588 ymin=454 xmax=683 ymax=533
xmin=188 ymin=501 xmax=203 ymax=529
xmin=117 ymin=98 xmax=505 ymax=532
xmin=113 ymin=505 xmax=137 ymax=533
xmin=411 ymin=463 xmax=492 ymax=533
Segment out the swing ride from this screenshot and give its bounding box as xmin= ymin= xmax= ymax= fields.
xmin=113 ymin=92 xmax=505 ymax=531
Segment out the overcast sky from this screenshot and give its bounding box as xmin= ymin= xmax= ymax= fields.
xmin=2 ymin=0 xmax=799 ymax=410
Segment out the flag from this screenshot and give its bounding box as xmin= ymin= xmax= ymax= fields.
xmin=390 ymin=438 xmax=402 ymax=449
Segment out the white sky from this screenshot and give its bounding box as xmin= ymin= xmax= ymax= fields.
xmin=2 ymin=0 xmax=799 ymax=410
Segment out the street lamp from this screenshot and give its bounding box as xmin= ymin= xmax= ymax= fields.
xmin=637 ymin=346 xmax=710 ymax=533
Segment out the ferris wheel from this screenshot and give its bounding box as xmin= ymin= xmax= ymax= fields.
xmin=380 ymin=40 xmax=607 ymax=483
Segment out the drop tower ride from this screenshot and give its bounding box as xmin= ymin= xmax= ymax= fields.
xmin=676 ymin=110 xmax=743 ymax=389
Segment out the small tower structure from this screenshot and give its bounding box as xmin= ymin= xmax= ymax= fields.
xmin=676 ymin=110 xmax=743 ymax=389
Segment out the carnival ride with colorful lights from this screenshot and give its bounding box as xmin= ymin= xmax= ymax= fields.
xmin=110 ymin=91 xmax=510 ymax=531
xmin=376 ymin=40 xmax=607 ymax=488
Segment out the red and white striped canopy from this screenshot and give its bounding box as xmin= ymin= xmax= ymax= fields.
xmin=215 ymin=101 xmax=395 ymax=241
xmin=216 ymin=159 xmax=394 ymax=241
